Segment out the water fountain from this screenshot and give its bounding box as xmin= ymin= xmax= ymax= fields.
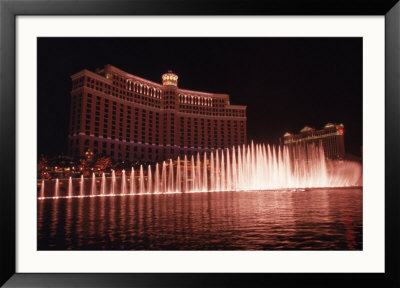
xmin=121 ymin=170 xmax=127 ymax=195
xmin=139 ymin=165 xmax=145 ymax=194
xmin=203 ymin=152 xmax=208 ymax=192
xmin=191 ymin=155 xmax=196 ymax=191
xmin=154 ymin=163 xmax=160 ymax=194
xmin=111 ymin=170 xmax=116 ymax=195
xmin=147 ymin=165 xmax=152 ymax=194
xmin=162 ymin=161 xmax=167 ymax=193
xmin=168 ymin=159 xmax=174 ymax=192
xmin=80 ymin=175 xmax=84 ymax=196
xmin=184 ymin=155 xmax=188 ymax=192
xmin=40 ymin=180 xmax=45 ymax=198
xmin=68 ymin=177 xmax=73 ymax=197
xmin=176 ymin=158 xmax=181 ymax=193
xmin=54 ymin=178 xmax=59 ymax=198
xmin=38 ymin=142 xmax=362 ymax=200
xmin=101 ymin=173 xmax=106 ymax=195
xmin=91 ymin=173 xmax=96 ymax=196
xmin=130 ymin=168 xmax=135 ymax=195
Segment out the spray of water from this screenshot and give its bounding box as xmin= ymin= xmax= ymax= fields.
xmin=40 ymin=142 xmax=362 ymax=200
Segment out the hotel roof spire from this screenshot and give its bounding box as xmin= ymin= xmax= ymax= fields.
xmin=162 ymin=70 xmax=178 ymax=87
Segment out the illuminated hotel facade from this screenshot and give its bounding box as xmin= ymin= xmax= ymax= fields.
xmin=283 ymin=123 xmax=345 ymax=160
xmin=68 ymin=64 xmax=247 ymax=162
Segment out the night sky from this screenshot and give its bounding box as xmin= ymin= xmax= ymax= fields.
xmin=38 ymin=37 xmax=362 ymax=157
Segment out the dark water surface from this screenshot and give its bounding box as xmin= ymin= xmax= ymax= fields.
xmin=38 ymin=188 xmax=362 ymax=250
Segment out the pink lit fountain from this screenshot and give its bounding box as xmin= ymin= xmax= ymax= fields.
xmin=38 ymin=142 xmax=362 ymax=200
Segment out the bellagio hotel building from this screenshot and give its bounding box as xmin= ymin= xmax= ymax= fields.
xmin=68 ymin=64 xmax=247 ymax=162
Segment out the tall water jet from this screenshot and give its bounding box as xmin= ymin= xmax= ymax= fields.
xmin=111 ymin=170 xmax=116 ymax=195
xmin=80 ymin=175 xmax=85 ymax=196
xmin=147 ymin=165 xmax=153 ymax=193
xmin=139 ymin=165 xmax=145 ymax=194
xmin=237 ymin=145 xmax=242 ymax=189
xmin=168 ymin=159 xmax=174 ymax=193
xmin=216 ymin=150 xmax=220 ymax=191
xmin=196 ymin=153 xmax=202 ymax=192
xmin=210 ymin=152 xmax=215 ymax=191
xmin=91 ymin=173 xmax=96 ymax=196
xmin=226 ymin=149 xmax=231 ymax=191
xmin=232 ymin=147 xmax=237 ymax=190
xmin=154 ymin=163 xmax=160 ymax=194
xmin=191 ymin=155 xmax=196 ymax=191
xmin=266 ymin=144 xmax=273 ymax=188
xmin=176 ymin=157 xmax=181 ymax=192
xmin=40 ymin=180 xmax=45 ymax=198
xmin=101 ymin=173 xmax=106 ymax=195
xmin=221 ymin=150 xmax=226 ymax=191
xmin=246 ymin=144 xmax=252 ymax=188
xmin=184 ymin=155 xmax=188 ymax=192
xmin=130 ymin=168 xmax=135 ymax=194
xmin=283 ymin=145 xmax=292 ymax=188
xmin=162 ymin=161 xmax=167 ymax=193
xmin=318 ymin=146 xmax=328 ymax=186
xmin=121 ymin=170 xmax=126 ymax=194
xmin=251 ymin=141 xmax=255 ymax=182
xmin=54 ymin=178 xmax=59 ymax=198
xmin=68 ymin=176 xmax=73 ymax=197
xmin=203 ymin=152 xmax=208 ymax=192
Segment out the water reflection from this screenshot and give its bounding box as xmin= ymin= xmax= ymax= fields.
xmin=38 ymin=188 xmax=362 ymax=250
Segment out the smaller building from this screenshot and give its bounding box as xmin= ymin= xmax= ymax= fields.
xmin=283 ymin=123 xmax=345 ymax=160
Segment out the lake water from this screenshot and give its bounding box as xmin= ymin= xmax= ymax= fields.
xmin=38 ymin=188 xmax=362 ymax=250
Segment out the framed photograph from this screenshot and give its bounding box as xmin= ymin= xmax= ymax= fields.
xmin=1 ymin=0 xmax=399 ymax=287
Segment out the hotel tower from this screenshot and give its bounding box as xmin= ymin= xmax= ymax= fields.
xmin=68 ymin=64 xmax=247 ymax=162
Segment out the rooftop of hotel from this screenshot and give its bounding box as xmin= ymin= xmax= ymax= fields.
xmin=71 ymin=64 xmax=244 ymax=102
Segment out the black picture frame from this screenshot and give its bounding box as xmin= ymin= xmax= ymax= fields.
xmin=1 ymin=0 xmax=399 ymax=287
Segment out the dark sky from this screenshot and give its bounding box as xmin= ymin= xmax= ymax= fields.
xmin=38 ymin=37 xmax=362 ymax=157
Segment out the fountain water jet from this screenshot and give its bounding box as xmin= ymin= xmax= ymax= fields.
xmin=121 ymin=170 xmax=126 ymax=195
xmin=111 ymin=170 xmax=116 ymax=195
xmin=176 ymin=157 xmax=181 ymax=192
xmin=226 ymin=149 xmax=231 ymax=191
xmin=210 ymin=152 xmax=215 ymax=192
xmin=40 ymin=180 xmax=45 ymax=198
xmin=196 ymin=153 xmax=201 ymax=192
xmin=162 ymin=161 xmax=167 ymax=193
xmin=202 ymin=152 xmax=208 ymax=192
xmin=80 ymin=175 xmax=85 ymax=196
xmin=216 ymin=150 xmax=220 ymax=192
xmin=221 ymin=151 xmax=226 ymax=191
xmin=54 ymin=178 xmax=59 ymax=198
xmin=139 ymin=165 xmax=145 ymax=194
xmin=68 ymin=176 xmax=73 ymax=197
xmin=39 ymin=142 xmax=362 ymax=200
xmin=184 ymin=156 xmax=188 ymax=192
xmin=191 ymin=155 xmax=195 ymax=192
xmin=101 ymin=173 xmax=106 ymax=195
xmin=154 ymin=163 xmax=160 ymax=194
xmin=168 ymin=159 xmax=174 ymax=193
xmin=232 ymin=147 xmax=237 ymax=190
xmin=147 ymin=165 xmax=153 ymax=194
xmin=91 ymin=173 xmax=96 ymax=196
xmin=130 ymin=168 xmax=135 ymax=194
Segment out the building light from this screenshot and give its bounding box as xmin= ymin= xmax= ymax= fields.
xmin=162 ymin=71 xmax=179 ymax=87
